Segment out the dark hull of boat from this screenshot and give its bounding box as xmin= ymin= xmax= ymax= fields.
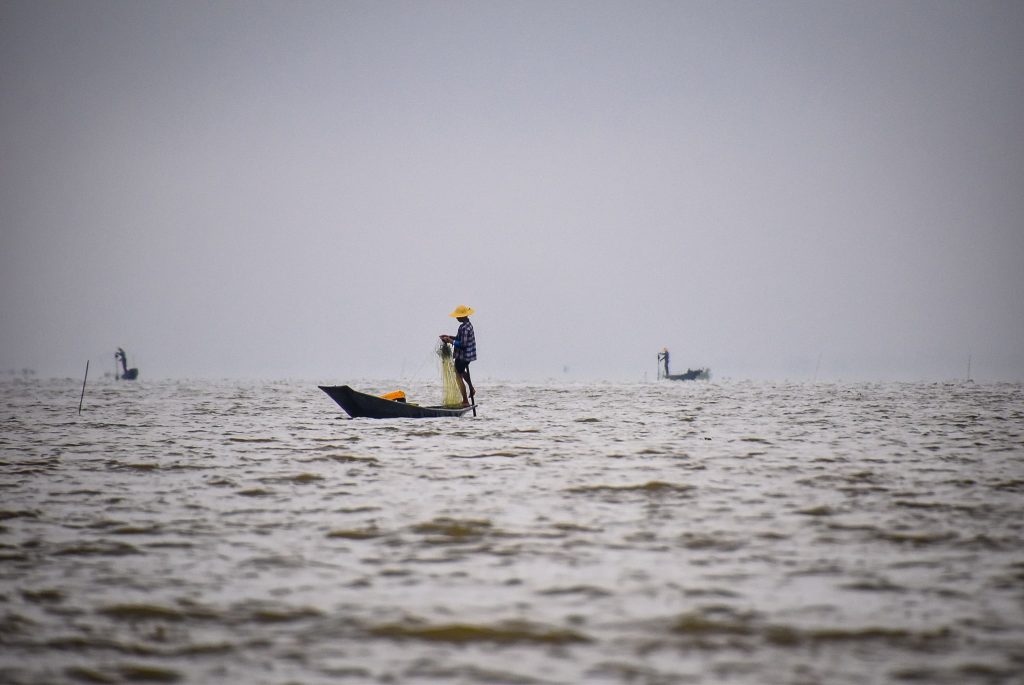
xmin=120 ymin=369 xmax=139 ymax=380
xmin=666 ymin=368 xmax=710 ymax=381
xmin=319 ymin=385 xmax=474 ymax=419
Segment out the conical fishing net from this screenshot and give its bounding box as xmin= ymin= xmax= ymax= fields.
xmin=436 ymin=341 xmax=462 ymax=407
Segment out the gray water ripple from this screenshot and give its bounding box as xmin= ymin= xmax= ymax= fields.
xmin=1 ymin=378 xmax=1022 ymax=684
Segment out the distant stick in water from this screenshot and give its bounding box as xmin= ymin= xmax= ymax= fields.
xmin=79 ymin=360 xmax=89 ymax=415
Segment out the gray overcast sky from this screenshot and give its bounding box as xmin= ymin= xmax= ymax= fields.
xmin=2 ymin=0 xmax=1022 ymax=382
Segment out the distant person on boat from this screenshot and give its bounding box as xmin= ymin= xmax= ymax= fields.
xmin=115 ymin=347 xmax=139 ymax=380
xmin=440 ymin=305 xmax=476 ymax=407
xmin=658 ymin=347 xmax=671 ymax=379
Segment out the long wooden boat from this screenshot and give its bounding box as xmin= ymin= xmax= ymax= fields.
xmin=665 ymin=368 xmax=710 ymax=381
xmin=319 ymin=385 xmax=474 ymax=419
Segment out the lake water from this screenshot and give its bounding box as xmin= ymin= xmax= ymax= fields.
xmin=1 ymin=378 xmax=1022 ymax=684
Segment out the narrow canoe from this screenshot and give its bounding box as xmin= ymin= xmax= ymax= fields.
xmin=666 ymin=368 xmax=710 ymax=381
xmin=319 ymin=385 xmax=474 ymax=419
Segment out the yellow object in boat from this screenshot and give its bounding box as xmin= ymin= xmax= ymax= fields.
xmin=379 ymin=390 xmax=406 ymax=402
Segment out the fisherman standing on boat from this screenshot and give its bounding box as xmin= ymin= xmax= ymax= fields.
xmin=440 ymin=305 xmax=476 ymax=407
xmin=658 ymin=347 xmax=670 ymax=379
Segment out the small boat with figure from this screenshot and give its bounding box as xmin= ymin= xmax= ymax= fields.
xmin=319 ymin=385 xmax=475 ymax=419
xmin=115 ymin=348 xmax=139 ymax=380
xmin=657 ymin=348 xmax=709 ymax=381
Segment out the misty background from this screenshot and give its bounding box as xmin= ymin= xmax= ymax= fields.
xmin=2 ymin=1 xmax=1022 ymax=382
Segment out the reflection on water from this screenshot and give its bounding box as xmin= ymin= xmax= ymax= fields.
xmin=1 ymin=378 xmax=1022 ymax=684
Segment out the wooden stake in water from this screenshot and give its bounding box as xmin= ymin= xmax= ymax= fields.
xmin=78 ymin=360 xmax=89 ymax=415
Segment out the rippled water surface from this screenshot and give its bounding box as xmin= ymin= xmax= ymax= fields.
xmin=2 ymin=378 xmax=1023 ymax=684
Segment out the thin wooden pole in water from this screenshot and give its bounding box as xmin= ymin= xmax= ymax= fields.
xmin=78 ymin=360 xmax=89 ymax=415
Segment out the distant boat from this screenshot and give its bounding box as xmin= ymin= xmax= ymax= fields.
xmin=657 ymin=348 xmax=709 ymax=381
xmin=319 ymin=385 xmax=474 ymax=419
xmin=115 ymin=348 xmax=139 ymax=380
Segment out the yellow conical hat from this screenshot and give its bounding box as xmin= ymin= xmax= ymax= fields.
xmin=449 ymin=305 xmax=475 ymax=318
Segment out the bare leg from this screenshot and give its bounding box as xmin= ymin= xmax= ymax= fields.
xmin=464 ymin=369 xmax=475 ymax=402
